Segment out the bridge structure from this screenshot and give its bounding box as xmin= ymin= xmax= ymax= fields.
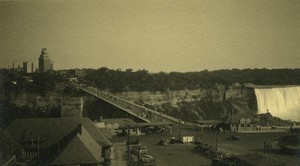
xmin=80 ymin=86 xmax=182 ymax=124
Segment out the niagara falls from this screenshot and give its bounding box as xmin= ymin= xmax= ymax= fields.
xmin=255 ymin=86 xmax=300 ymax=121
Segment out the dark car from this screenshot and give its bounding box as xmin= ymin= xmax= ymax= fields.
xmin=158 ymin=139 xmax=168 ymax=146
xmin=226 ymin=135 xmax=240 ymax=141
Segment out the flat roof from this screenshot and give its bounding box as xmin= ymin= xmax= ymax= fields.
xmin=137 ymin=122 xmax=173 ymax=127
xmin=194 ymin=120 xmax=223 ymax=124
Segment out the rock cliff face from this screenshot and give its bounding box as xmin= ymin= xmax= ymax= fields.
xmin=115 ymin=86 xmax=225 ymax=106
xmin=114 ymin=84 xmax=257 ymax=120
xmin=8 ymin=94 xmax=83 ymax=118
xmin=115 ymin=84 xmax=253 ymax=106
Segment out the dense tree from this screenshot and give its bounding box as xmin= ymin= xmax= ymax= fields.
xmin=83 ymin=68 xmax=300 ymax=93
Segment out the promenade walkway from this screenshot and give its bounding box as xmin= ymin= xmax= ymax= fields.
xmin=81 ymin=86 xmax=182 ymax=124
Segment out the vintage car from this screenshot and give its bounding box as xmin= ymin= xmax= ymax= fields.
xmin=141 ymin=155 xmax=154 ymax=163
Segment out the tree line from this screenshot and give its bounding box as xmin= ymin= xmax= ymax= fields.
xmin=84 ymin=68 xmax=300 ymax=92
xmin=2 ymin=68 xmax=299 ymax=95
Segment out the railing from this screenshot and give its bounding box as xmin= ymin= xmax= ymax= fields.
xmin=2 ymin=155 xmax=16 ymax=166
xmin=81 ymin=87 xmax=186 ymax=124
xmin=81 ymin=87 xmax=150 ymax=122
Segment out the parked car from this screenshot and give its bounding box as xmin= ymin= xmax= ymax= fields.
xmin=158 ymin=139 xmax=168 ymax=146
xmin=169 ymin=137 xmax=183 ymax=144
xmin=226 ymin=135 xmax=240 ymax=141
xmin=142 ymin=155 xmax=154 ymax=163
xmin=131 ymin=145 xmax=147 ymax=154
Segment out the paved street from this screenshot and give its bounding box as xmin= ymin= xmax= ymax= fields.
xmin=110 ymin=142 xmax=127 ymax=166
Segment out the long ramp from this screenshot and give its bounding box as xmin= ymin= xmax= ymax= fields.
xmin=81 ymin=87 xmax=181 ymax=124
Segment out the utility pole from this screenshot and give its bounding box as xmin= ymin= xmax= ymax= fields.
xmin=178 ymin=117 xmax=181 ymax=142
xmin=230 ymin=109 xmax=233 ymax=132
xmin=126 ymin=118 xmax=130 ymax=160
xmin=58 ymin=140 xmax=60 ymax=165
xmin=11 ymin=137 xmax=13 ymax=155
xmin=215 ymin=131 xmax=218 ymax=150
xmin=37 ymin=137 xmax=40 ymax=158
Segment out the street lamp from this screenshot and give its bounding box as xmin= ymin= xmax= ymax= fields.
xmin=126 ymin=118 xmax=130 ymax=160
xmin=215 ymin=132 xmax=218 ymax=150
xmin=178 ymin=117 xmax=181 ymax=142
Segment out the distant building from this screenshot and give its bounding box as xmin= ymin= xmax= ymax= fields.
xmin=38 ymin=48 xmax=53 ymax=72
xmin=224 ymin=115 xmax=256 ymax=132
xmin=0 ymin=118 xmax=112 ymax=165
xmin=73 ymin=69 xmax=86 ymax=78
xmin=96 ymin=118 xmax=142 ymax=136
xmin=22 ymin=62 xmax=34 ymax=73
xmin=194 ymin=120 xmax=223 ymax=132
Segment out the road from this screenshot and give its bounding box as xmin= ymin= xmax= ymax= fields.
xmin=111 ymin=126 xmax=300 ymax=166
xmin=110 ymin=142 xmax=127 ymax=166
xmin=130 ymin=134 xmax=212 ymax=166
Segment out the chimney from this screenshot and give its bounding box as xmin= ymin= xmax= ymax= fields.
xmin=78 ymin=124 xmax=82 ymax=135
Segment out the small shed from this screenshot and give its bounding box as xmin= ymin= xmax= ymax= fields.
xmin=224 ymin=115 xmax=255 ymax=132
xmin=181 ymin=136 xmax=194 ymax=143
xmin=194 ymin=120 xmax=223 ymax=132
xmin=98 ymin=118 xmax=142 ymax=135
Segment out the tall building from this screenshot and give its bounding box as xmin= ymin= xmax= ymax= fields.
xmin=23 ymin=62 xmax=29 ymax=73
xmin=22 ymin=62 xmax=34 ymax=73
xmin=31 ymin=62 xmax=34 ymax=73
xmin=38 ymin=48 xmax=53 ymax=72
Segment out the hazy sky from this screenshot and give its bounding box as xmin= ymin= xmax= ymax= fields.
xmin=0 ymin=0 xmax=299 ymax=72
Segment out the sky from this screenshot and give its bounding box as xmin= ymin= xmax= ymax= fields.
xmin=0 ymin=0 xmax=299 ymax=72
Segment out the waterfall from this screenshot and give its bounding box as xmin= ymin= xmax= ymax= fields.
xmin=254 ymin=86 xmax=300 ymax=121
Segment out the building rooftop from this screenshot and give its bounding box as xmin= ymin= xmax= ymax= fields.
xmin=100 ymin=118 xmax=137 ymax=128
xmin=4 ymin=117 xmax=112 ymax=148
xmin=224 ymin=114 xmax=252 ymax=124
xmin=194 ymin=120 xmax=223 ymax=124
xmin=98 ymin=128 xmax=113 ymax=140
xmin=137 ymin=122 xmax=174 ymax=127
xmin=50 ymin=136 xmax=101 ymax=165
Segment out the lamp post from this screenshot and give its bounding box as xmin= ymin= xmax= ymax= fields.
xmin=215 ymin=131 xmax=218 ymax=150
xmin=178 ymin=117 xmax=181 ymax=142
xmin=126 ymin=119 xmax=130 ymax=160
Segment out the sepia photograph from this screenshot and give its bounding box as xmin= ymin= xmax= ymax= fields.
xmin=0 ymin=0 xmax=299 ymax=165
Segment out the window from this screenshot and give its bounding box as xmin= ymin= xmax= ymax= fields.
xmin=241 ymin=123 xmax=245 ymax=127
xmin=247 ymin=123 xmax=251 ymax=127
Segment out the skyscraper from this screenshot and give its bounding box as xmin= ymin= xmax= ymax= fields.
xmin=23 ymin=62 xmax=29 ymax=73
xmin=38 ymin=48 xmax=53 ymax=72
xmin=22 ymin=62 xmax=34 ymax=73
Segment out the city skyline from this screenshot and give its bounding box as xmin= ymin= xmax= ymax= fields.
xmin=0 ymin=0 xmax=299 ymax=72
